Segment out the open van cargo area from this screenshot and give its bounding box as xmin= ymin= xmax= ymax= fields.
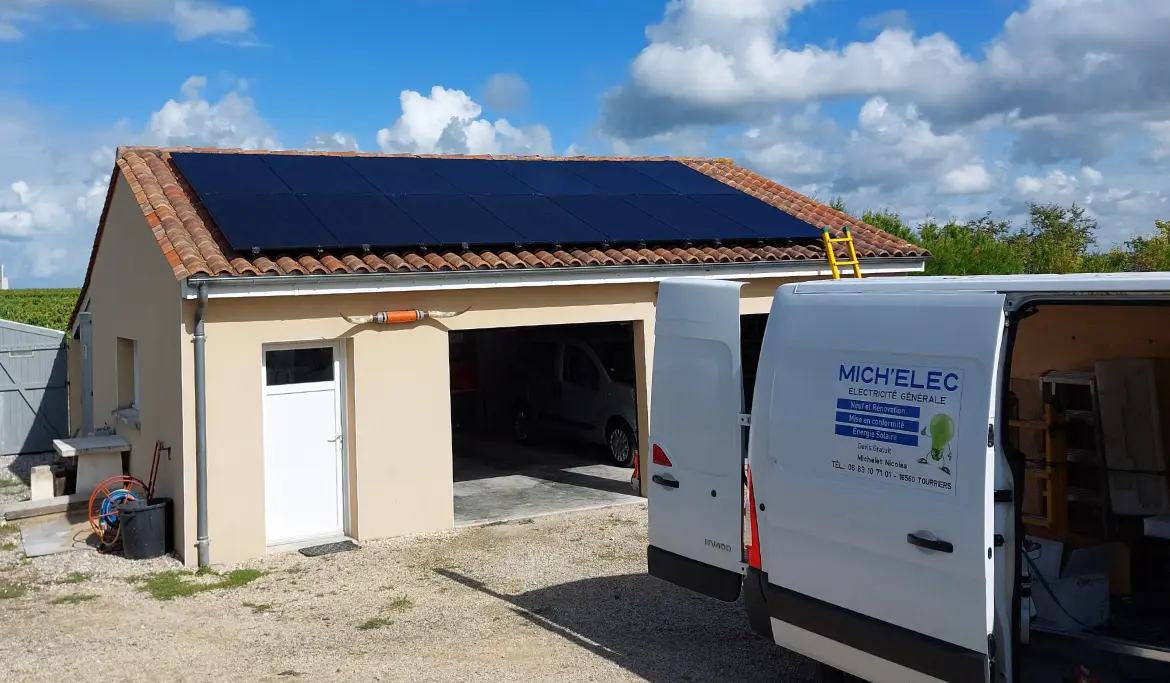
xmin=1009 ymin=303 xmax=1170 ymax=674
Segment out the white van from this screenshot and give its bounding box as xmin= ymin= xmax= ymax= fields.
xmin=646 ymin=274 xmax=1170 ymax=683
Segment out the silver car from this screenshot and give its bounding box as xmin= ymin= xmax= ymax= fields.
xmin=510 ymin=333 xmax=638 ymax=467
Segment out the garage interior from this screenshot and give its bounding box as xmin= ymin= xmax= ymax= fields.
xmin=742 ymin=314 xmax=768 ymax=412
xmin=1009 ymin=303 xmax=1170 ymax=678
xmin=449 ymin=322 xmax=644 ymax=526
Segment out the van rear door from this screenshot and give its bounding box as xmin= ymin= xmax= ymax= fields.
xmin=647 ymin=278 xmax=746 ymax=602
xmin=755 ymin=289 xmax=1006 ymax=683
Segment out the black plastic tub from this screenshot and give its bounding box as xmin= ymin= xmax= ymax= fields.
xmin=118 ymin=497 xmax=173 ymax=560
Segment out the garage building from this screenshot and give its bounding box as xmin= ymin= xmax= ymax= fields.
xmin=66 ymin=147 xmax=928 ymax=566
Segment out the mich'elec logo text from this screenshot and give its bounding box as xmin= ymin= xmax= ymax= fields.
xmin=839 ymin=365 xmax=960 ymax=392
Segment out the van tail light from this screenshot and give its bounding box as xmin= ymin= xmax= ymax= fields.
xmin=746 ymin=464 xmax=762 ymax=570
xmin=652 ymin=444 xmax=673 ymax=467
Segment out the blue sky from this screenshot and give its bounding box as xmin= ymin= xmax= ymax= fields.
xmin=1 ymin=0 xmax=1168 ymax=286
xmin=0 ymin=0 xmax=1018 ymax=150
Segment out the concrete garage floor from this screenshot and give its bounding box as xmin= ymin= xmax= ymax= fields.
xmin=453 ymin=433 xmax=642 ymax=526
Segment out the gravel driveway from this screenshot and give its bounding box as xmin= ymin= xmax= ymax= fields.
xmin=0 ymin=504 xmax=814 ymax=682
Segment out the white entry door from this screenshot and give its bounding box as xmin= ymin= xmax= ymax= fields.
xmin=262 ymin=343 xmax=345 ymax=545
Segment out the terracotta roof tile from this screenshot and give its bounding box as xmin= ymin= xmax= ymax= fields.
xmin=69 ymin=147 xmax=928 ymax=328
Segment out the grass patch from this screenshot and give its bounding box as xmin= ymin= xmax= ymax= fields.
xmin=387 ymin=596 xmax=414 ymax=612
xmin=243 ymin=601 xmax=273 ymax=614
xmin=133 ymin=568 xmax=265 ymax=601
xmin=51 ymin=593 xmax=97 ymax=605
xmin=0 ymin=542 xmax=16 ymax=552
xmin=55 ymin=572 xmax=89 ymax=585
xmin=0 ymin=479 xmax=24 ymax=490
xmin=0 ymin=522 xmax=18 ymax=535
xmin=0 ymin=581 xmax=27 ymax=599
xmin=358 ymin=616 xmax=393 ymax=631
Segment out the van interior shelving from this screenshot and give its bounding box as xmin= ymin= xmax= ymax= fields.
xmin=1007 ymin=302 xmax=1170 ymax=682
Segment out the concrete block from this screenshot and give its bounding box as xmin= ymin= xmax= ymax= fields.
xmin=30 ymin=466 xmax=55 ymax=501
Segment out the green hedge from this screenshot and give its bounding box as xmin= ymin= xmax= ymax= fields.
xmin=0 ymin=289 xmax=82 ymax=331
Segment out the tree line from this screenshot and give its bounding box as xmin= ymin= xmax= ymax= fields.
xmin=831 ymin=198 xmax=1170 ymax=276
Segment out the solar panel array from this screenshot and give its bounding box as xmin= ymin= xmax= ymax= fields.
xmin=170 ymin=152 xmax=823 ymax=253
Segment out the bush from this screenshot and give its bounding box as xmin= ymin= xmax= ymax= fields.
xmin=0 ymin=289 xmax=82 ymax=331
xmin=858 ymin=203 xmax=1170 ymax=276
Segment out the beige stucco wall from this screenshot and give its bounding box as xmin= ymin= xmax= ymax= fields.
xmin=72 ymin=175 xmax=187 ymax=549
xmin=186 ymin=275 xmax=838 ymax=565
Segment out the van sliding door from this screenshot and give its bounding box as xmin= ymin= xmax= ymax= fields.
xmin=753 ymin=289 xmax=1006 ymax=683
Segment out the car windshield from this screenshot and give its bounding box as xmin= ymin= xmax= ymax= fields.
xmin=591 ymin=342 xmax=635 ymax=385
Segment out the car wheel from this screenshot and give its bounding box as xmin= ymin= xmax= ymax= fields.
xmin=606 ymin=420 xmax=635 ymax=467
xmin=513 ymin=406 xmax=532 ymax=443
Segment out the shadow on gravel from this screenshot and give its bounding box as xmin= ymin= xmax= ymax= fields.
xmin=435 ymin=568 xmax=817 ymax=683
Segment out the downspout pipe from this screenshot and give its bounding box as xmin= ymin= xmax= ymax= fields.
xmin=193 ymin=283 xmax=210 ymax=568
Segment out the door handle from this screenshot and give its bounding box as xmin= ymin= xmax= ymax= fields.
xmin=907 ymin=533 xmax=953 ymax=554
xmin=651 ymin=475 xmax=679 ymax=489
xmin=327 ymin=434 xmax=343 ymax=443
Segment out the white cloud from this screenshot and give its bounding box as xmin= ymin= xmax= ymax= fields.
xmin=858 ymin=9 xmax=911 ymax=34
xmin=1 ymin=0 xmax=254 ymax=42
xmin=304 ymin=132 xmax=360 ymax=152
xmin=597 ymin=0 xmax=1170 ymax=247
xmin=601 ymin=0 xmax=1170 ymax=164
xmin=482 ymin=73 xmax=530 ymax=112
xmin=0 ymin=76 xmax=279 ymax=286
xmin=376 ymin=86 xmax=553 ymax=156
xmin=0 ymin=78 xmax=564 ymax=287
xmin=142 ymin=75 xmax=280 ymax=150
xmin=30 ymin=247 xmax=66 ymax=278
xmin=0 ymin=21 xmax=21 ymax=40
xmin=172 ymin=0 xmax=251 ymax=41
xmin=940 ymin=164 xmax=994 ymax=195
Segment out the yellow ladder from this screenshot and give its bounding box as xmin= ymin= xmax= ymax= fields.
xmin=822 ymin=226 xmax=862 ymax=279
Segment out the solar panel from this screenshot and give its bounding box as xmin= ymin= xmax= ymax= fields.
xmin=171 ymin=152 xmax=291 ymax=194
xmin=550 ymin=195 xmax=685 ymax=243
xmin=389 ymin=195 xmax=524 ymax=246
xmin=343 ymin=157 xmax=460 ymax=195
xmin=299 ymin=194 xmax=436 ymax=247
xmin=693 ymin=194 xmax=822 ymax=239
xmin=625 ymin=161 xmax=740 ymax=195
xmin=490 ymin=160 xmax=601 ymax=195
xmin=621 ymin=194 xmax=757 ymax=241
xmin=418 ymin=158 xmax=535 ymax=195
xmin=562 ymin=161 xmax=677 ymax=195
xmin=473 ymin=195 xmax=607 ymax=244
xmin=262 ymin=155 xmax=379 ymax=194
xmin=200 ymin=194 xmax=337 ymax=251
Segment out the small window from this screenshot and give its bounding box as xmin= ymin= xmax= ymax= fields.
xmin=117 ymin=337 xmax=138 ymax=409
xmin=563 ymin=345 xmax=600 ymax=390
xmin=265 ymin=347 xmax=334 ymax=386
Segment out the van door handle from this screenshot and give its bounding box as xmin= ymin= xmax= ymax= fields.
xmin=651 ymin=475 xmax=679 ymax=489
xmin=907 ymin=533 xmax=953 ymax=554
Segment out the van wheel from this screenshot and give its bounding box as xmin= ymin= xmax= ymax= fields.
xmin=513 ymin=405 xmax=532 ymax=443
xmin=606 ymin=419 xmax=635 ymax=467
xmin=816 ymin=663 xmax=866 ymax=683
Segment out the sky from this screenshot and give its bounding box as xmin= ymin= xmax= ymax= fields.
xmin=1 ymin=0 xmax=1168 ymax=287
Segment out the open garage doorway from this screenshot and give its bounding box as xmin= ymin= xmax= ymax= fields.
xmin=742 ymin=314 xmax=768 ymax=412
xmin=449 ymin=322 xmax=644 ymax=526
